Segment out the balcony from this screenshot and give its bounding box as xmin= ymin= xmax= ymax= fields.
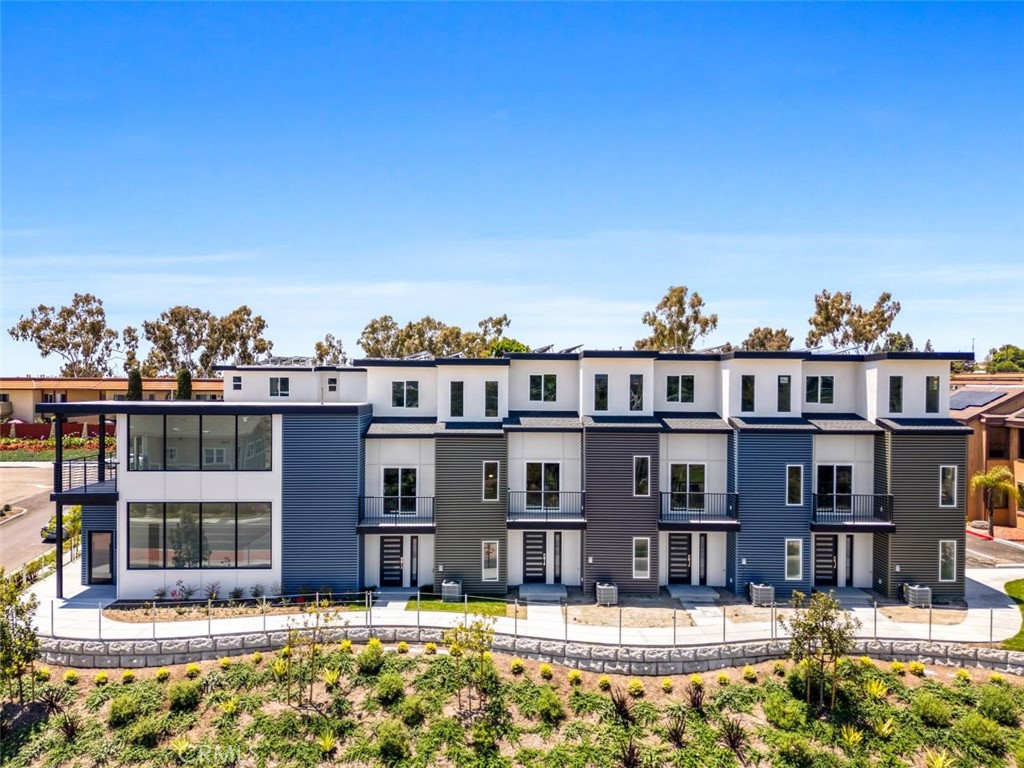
xmin=658 ymin=492 xmax=740 ymax=530
xmin=811 ymin=493 xmax=894 ymax=531
xmin=507 ymin=491 xmax=585 ymax=528
xmin=50 ymin=458 xmax=118 ymax=503
xmin=358 ymin=496 xmax=435 ymax=531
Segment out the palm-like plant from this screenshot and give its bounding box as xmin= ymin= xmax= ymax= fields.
xmin=971 ymin=466 xmax=1023 ymax=537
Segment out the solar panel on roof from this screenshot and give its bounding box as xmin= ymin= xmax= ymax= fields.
xmin=949 ymin=390 xmax=1005 ymax=410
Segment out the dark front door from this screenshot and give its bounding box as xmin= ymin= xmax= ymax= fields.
xmin=698 ymin=533 xmax=708 ymax=586
xmin=668 ymin=533 xmax=692 ymax=585
xmin=845 ymin=535 xmax=854 ymax=588
xmin=410 ymin=536 xmax=419 ymax=588
xmin=814 ymin=535 xmax=838 ymax=587
xmin=380 ymin=536 xmax=404 ymax=588
xmin=553 ymin=532 xmax=562 ymax=584
xmin=523 ymin=532 xmax=547 ymax=583
xmin=88 ymin=531 xmax=113 ymax=584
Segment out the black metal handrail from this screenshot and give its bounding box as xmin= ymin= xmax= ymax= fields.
xmin=58 ymin=458 xmax=117 ymax=493
xmin=659 ymin=492 xmax=738 ymax=522
xmin=812 ymin=493 xmax=892 ymax=524
xmin=507 ymin=491 xmax=585 ymax=522
xmin=359 ymin=496 xmax=434 ymax=525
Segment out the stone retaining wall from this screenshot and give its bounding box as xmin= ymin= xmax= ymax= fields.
xmin=37 ymin=629 xmax=1024 ymax=676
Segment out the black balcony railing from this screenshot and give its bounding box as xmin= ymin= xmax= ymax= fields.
xmin=812 ymin=493 xmax=892 ymax=524
xmin=659 ymin=492 xmax=738 ymax=523
xmin=57 ymin=458 xmax=117 ymax=493
xmin=359 ymin=496 xmax=434 ymax=526
xmin=507 ymin=491 xmax=585 ymax=522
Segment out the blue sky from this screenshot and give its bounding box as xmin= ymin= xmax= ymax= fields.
xmin=3 ymin=2 xmax=1022 ymax=375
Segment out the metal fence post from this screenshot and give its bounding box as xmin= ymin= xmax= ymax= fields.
xmin=722 ymin=605 xmax=726 ymax=645
xmin=928 ymin=605 xmax=933 ymax=642
xmin=673 ymin=609 xmax=677 ymax=646
xmin=464 ymin=593 xmax=468 ymax=628
xmin=51 ymin=600 xmax=54 ymax=637
xmin=416 ymin=591 xmax=421 ymax=629
xmin=873 ymin=601 xmax=878 ymax=640
xmin=990 ymin=608 xmax=994 ymax=643
xmin=514 ymin=599 xmax=519 ymax=638
xmin=618 ymin=607 xmax=623 ymax=647
xmin=98 ymin=601 xmax=102 ymax=640
xmin=208 ymin=599 xmax=212 ymax=638
xmin=564 ymin=600 xmax=568 ymax=643
xmin=315 ymin=592 xmax=320 ymax=627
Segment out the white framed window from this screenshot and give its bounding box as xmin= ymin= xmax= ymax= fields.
xmin=805 ymin=375 xmax=834 ymax=404
xmin=383 ymin=467 xmax=418 ymax=514
xmin=939 ymin=465 xmax=957 ymax=507
xmin=629 ymin=374 xmax=644 ymax=411
xmin=327 ymin=377 xmax=337 ymax=393
xmin=203 ymin=447 xmax=226 ymax=466
xmin=392 ymin=381 xmax=419 ymax=408
xmin=666 ymin=374 xmax=695 ymax=403
xmin=482 ymin=541 xmax=499 ymax=582
xmin=529 ymin=374 xmax=557 ymax=402
xmin=785 ymin=539 xmax=802 ymax=580
xmin=269 ymin=377 xmax=289 ymax=397
xmin=632 ymin=537 xmax=650 ymax=579
xmin=232 ymin=376 xmax=242 ymax=391
xmin=482 ymin=461 xmax=500 ymax=502
xmin=633 ymin=456 xmax=650 ymax=497
xmin=939 ymin=540 xmax=956 ymax=582
xmin=786 ymin=465 xmax=803 ymax=506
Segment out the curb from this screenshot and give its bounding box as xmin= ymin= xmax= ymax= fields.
xmin=0 ymin=508 xmax=27 ymax=526
xmin=967 ymin=528 xmax=994 ymax=541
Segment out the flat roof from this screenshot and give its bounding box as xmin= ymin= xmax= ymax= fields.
xmin=36 ymin=401 xmax=372 ymax=417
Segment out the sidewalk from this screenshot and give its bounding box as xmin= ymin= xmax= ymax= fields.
xmin=27 ymin=561 xmax=1024 ymax=648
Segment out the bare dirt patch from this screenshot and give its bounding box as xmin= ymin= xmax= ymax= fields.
xmin=880 ymin=605 xmax=967 ymax=625
xmin=725 ymin=605 xmax=797 ymax=623
xmin=566 ymin=603 xmax=695 ymax=628
xmin=102 ymin=602 xmax=366 ymax=624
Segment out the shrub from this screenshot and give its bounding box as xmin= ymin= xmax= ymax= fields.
xmin=397 ymin=641 xmax=409 ymax=654
xmin=376 ymin=672 xmax=405 ymax=706
xmin=94 ymin=672 xmax=108 ymax=687
xmin=909 ymin=661 xmax=926 ymax=677
xmin=568 ymin=669 xmax=582 ymax=687
xmin=35 ymin=667 xmax=51 ymax=682
xmin=219 ymin=656 xmax=231 ymax=669
xmin=377 ymin=720 xmax=410 ymax=767
xmin=537 ymin=685 xmax=566 ymax=725
xmin=169 ymin=679 xmax=203 ymax=711
xmin=539 ymin=663 xmax=553 ymax=680
xmin=840 ymin=724 xmax=864 ymax=751
xmin=742 ymin=665 xmax=757 ymax=683
xmin=958 ymin=712 xmax=1006 ymax=754
xmin=989 ymin=673 xmax=1006 ymax=685
xmin=627 ymin=678 xmax=645 ymax=698
xmin=400 ymin=694 xmax=428 ymax=727
xmin=609 ymin=687 xmax=636 ymax=725
xmin=774 ymin=733 xmax=817 ymax=768
xmin=719 ymin=717 xmax=748 ymax=762
xmin=890 ymin=661 xmax=906 ymax=676
xmin=913 ymin=692 xmax=952 ymax=727
xmin=954 ymin=668 xmax=970 ymax=684
xmin=860 ymin=656 xmax=874 ymax=668
xmin=871 ymin=716 xmax=896 ymax=740
xmin=661 ymin=677 xmax=673 ymax=694
xmin=108 ymin=695 xmax=137 ymax=727
xmin=690 ymin=673 xmax=703 ymax=687
xmin=323 ymin=668 xmax=341 ymax=692
xmin=121 ymin=669 xmax=135 ymax=685
xmin=251 ymin=651 xmax=263 ymax=666
xmin=356 ymin=640 xmax=386 ymax=675
xmin=155 ymin=667 xmax=170 ymax=682
xmin=764 ymin=694 xmax=806 ymax=731
xmin=865 ymin=679 xmax=889 ymax=699
xmin=315 ymin=731 xmax=337 ymax=757
xmin=63 ymin=670 xmax=79 ymax=686
xmin=924 ymin=748 xmax=955 ymax=768
xmin=424 ymin=642 xmax=437 ymax=655
xmin=339 ymin=639 xmax=353 ymax=654
xmin=220 ymin=698 xmax=238 ymax=717
xmin=185 ymin=663 xmax=201 ymax=679
xmin=511 ymin=657 xmax=525 ymax=675
xmin=125 ymin=715 xmax=164 ymax=748
xmin=598 ymin=674 xmax=612 ymax=691
xmin=979 ymin=685 xmax=1018 ymax=726
xmin=716 ymin=672 xmax=730 ymax=686
xmin=773 ymin=660 xmax=787 ymax=677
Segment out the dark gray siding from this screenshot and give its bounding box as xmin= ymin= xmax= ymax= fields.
xmin=734 ymin=432 xmax=812 ymax=599
xmin=583 ymin=431 xmax=660 ymax=596
xmin=887 ymin=433 xmax=967 ymax=600
xmin=80 ymin=504 xmax=117 ymax=586
xmin=434 ymin=437 xmax=508 ymax=596
xmin=726 ymin=432 xmax=739 ymax=589
xmin=873 ymin=434 xmax=892 ymax=595
xmin=281 ymin=412 xmax=369 ymax=593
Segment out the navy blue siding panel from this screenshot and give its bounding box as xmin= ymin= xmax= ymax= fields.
xmin=281 ymin=412 xmax=369 ymax=593
xmin=873 ymin=434 xmax=892 ymax=595
xmin=734 ymin=432 xmax=812 ymax=598
xmin=725 ymin=432 xmax=738 ymax=588
xmin=80 ymin=504 xmax=117 ymax=586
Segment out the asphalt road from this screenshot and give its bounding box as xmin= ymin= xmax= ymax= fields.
xmin=0 ymin=464 xmax=58 ymax=572
xmin=966 ymin=534 xmax=1024 ymax=568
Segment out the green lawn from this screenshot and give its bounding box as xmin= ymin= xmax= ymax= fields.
xmin=0 ymin=448 xmax=97 ymax=462
xmin=1003 ymin=579 xmax=1024 ymax=651
xmin=404 ymin=595 xmax=521 ymax=618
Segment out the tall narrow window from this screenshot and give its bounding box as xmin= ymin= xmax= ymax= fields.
xmin=786 ymin=465 xmax=803 ymax=506
xmin=481 ymin=541 xmax=499 ymax=582
xmin=777 ymin=375 xmax=792 ymax=413
xmin=450 ymin=381 xmax=464 ymax=418
xmin=741 ymin=375 xmax=755 ymax=412
xmin=785 ymin=539 xmax=802 ymax=580
xmin=594 ymin=374 xmax=608 ymax=411
xmin=529 ymin=374 xmax=557 ymax=402
xmin=925 ymin=376 xmax=940 ymax=413
xmin=633 ymin=456 xmax=650 ymax=497
xmin=482 ymin=461 xmax=499 ymax=501
xmin=383 ymin=467 xmax=418 ymax=513
xmin=939 ymin=540 xmax=956 ymax=582
xmin=269 ymin=377 xmax=289 ymax=397
xmin=632 ymin=537 xmax=650 ymax=579
xmin=888 ymin=376 xmax=903 ymax=413
xmin=526 ymin=462 xmax=559 ymax=508
xmin=629 ymin=374 xmax=644 ymax=411
xmin=670 ymin=464 xmax=705 ymax=510
xmin=939 ymin=465 xmax=957 ymax=507
xmin=485 ymin=381 xmax=499 ymax=417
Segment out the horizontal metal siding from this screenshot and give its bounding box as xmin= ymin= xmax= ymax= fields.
xmin=434 ymin=437 xmax=507 ymax=596
xmin=726 ymin=431 xmax=739 ymax=588
xmin=80 ymin=504 xmax=117 ymax=586
xmin=735 ymin=432 xmax=812 ymax=599
xmin=281 ymin=412 xmax=368 ymax=593
xmin=583 ymin=431 xmax=660 ymax=596
xmin=873 ymin=434 xmax=892 ymax=595
xmin=888 ymin=433 xmax=967 ymax=600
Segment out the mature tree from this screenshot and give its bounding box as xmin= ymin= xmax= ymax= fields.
xmin=924 ymin=339 xmax=934 ymax=353
xmin=0 ymin=567 xmax=40 ymax=703
xmin=740 ymin=326 xmax=793 ymax=351
xmin=988 ymin=345 xmax=1024 ymax=373
xmin=971 ymin=466 xmax=1023 ymax=537
xmin=313 ymin=334 xmax=348 ymax=365
xmin=879 ymin=331 xmax=916 ymax=352
xmin=120 ymin=325 xmax=142 ymax=373
xmin=213 ymin=305 xmax=273 ymax=367
xmin=141 ymin=304 xmax=273 ymax=377
xmin=634 ymin=286 xmax=718 ymax=352
xmin=358 ymin=314 xmax=515 ymax=359
xmin=488 ymin=337 xmax=531 ymax=357
xmin=805 ymin=290 xmax=901 ymax=352
xmin=126 ymin=369 xmax=143 ymax=401
xmin=175 ymin=369 xmax=193 ymax=400
xmin=7 ymin=293 xmax=121 ymax=377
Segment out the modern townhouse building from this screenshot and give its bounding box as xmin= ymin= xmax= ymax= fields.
xmin=38 ymin=349 xmax=972 ymax=604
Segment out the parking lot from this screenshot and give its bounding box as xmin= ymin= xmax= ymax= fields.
xmin=0 ymin=463 xmax=58 ymax=572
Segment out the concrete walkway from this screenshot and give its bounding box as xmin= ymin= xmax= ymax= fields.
xmin=25 ymin=562 xmax=1024 ymax=648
